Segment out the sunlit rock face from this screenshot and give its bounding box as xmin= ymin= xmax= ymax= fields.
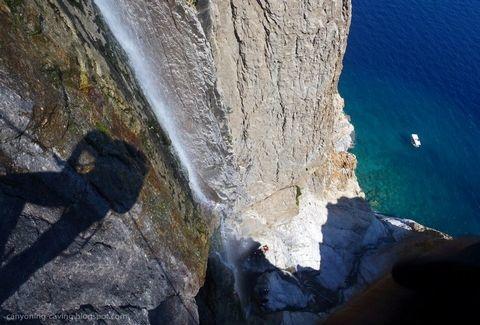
xmin=203 ymin=0 xmax=359 ymax=271
xmin=199 ymin=0 xmax=364 ymax=269
xmin=206 ymin=0 xmax=353 ymax=205
xmin=197 ymin=0 xmax=449 ymax=321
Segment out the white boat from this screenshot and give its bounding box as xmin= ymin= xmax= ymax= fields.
xmin=411 ymin=133 xmax=421 ymax=147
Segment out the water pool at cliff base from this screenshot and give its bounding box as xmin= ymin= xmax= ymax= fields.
xmin=340 ymin=0 xmax=480 ymax=236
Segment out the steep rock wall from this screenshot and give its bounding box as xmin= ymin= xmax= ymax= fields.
xmin=0 ymin=0 xmax=213 ymax=323
xmin=206 ymin=0 xmax=352 ymax=206
xmin=203 ymin=0 xmax=361 ymax=270
xmin=197 ymin=0 xmax=448 ymax=322
xmin=93 ymin=0 xmax=238 ymax=206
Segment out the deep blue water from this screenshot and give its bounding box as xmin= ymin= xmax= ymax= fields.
xmin=340 ymin=0 xmax=480 ymax=236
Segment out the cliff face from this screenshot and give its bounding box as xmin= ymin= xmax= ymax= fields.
xmin=206 ymin=0 xmax=352 ymax=202
xmin=0 ymin=1 xmax=210 ymax=323
xmin=0 ymin=0 xmax=447 ymax=324
xmin=199 ymin=0 xmax=447 ymax=322
xmin=92 ymin=0 xmax=239 ymax=206
xmin=204 ymin=0 xmax=359 ymax=266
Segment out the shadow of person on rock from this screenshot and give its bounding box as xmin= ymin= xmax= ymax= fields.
xmin=0 ymin=130 xmax=147 ymax=304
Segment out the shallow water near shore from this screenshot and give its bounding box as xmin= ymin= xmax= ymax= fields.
xmin=340 ymin=0 xmax=480 ymax=236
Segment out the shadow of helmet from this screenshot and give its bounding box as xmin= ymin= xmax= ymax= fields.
xmin=67 ymin=130 xmax=148 ymax=214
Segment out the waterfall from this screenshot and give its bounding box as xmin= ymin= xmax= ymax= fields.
xmin=93 ymin=1 xmax=246 ymax=309
xmin=94 ymin=0 xmax=235 ymax=206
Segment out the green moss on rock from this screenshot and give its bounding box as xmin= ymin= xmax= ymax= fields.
xmin=295 ymin=185 xmax=302 ymax=206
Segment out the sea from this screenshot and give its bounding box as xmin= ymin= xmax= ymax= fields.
xmin=340 ymin=0 xmax=480 ymax=236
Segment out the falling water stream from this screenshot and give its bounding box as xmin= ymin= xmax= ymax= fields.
xmin=94 ymin=0 xmax=235 ymax=207
xmin=94 ymin=1 xmax=257 ymax=317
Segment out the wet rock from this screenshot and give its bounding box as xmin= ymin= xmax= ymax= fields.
xmin=277 ymin=311 xmax=322 ymax=325
xmin=254 ymin=271 xmax=313 ymax=312
xmin=148 ymin=295 xmax=199 ymax=325
xmin=196 ymin=253 xmax=245 ymax=324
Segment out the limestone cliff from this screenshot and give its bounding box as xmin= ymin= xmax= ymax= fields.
xmin=198 ymin=0 xmax=448 ymax=323
xmin=205 ymin=0 xmax=359 ymax=265
xmin=206 ymin=0 xmax=353 ymax=204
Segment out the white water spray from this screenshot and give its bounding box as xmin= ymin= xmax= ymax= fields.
xmin=94 ymin=0 xmax=224 ymax=205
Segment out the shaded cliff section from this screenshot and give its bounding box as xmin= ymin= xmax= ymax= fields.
xmin=0 ymin=0 xmax=212 ymax=323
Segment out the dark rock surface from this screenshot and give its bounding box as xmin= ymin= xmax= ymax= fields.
xmin=0 ymin=0 xmax=210 ymax=323
xmin=196 ymin=252 xmax=245 ymax=324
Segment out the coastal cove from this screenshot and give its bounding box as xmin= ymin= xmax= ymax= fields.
xmin=340 ymin=0 xmax=480 ymax=236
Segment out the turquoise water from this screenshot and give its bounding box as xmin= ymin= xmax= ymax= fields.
xmin=340 ymin=0 xmax=480 ymax=236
